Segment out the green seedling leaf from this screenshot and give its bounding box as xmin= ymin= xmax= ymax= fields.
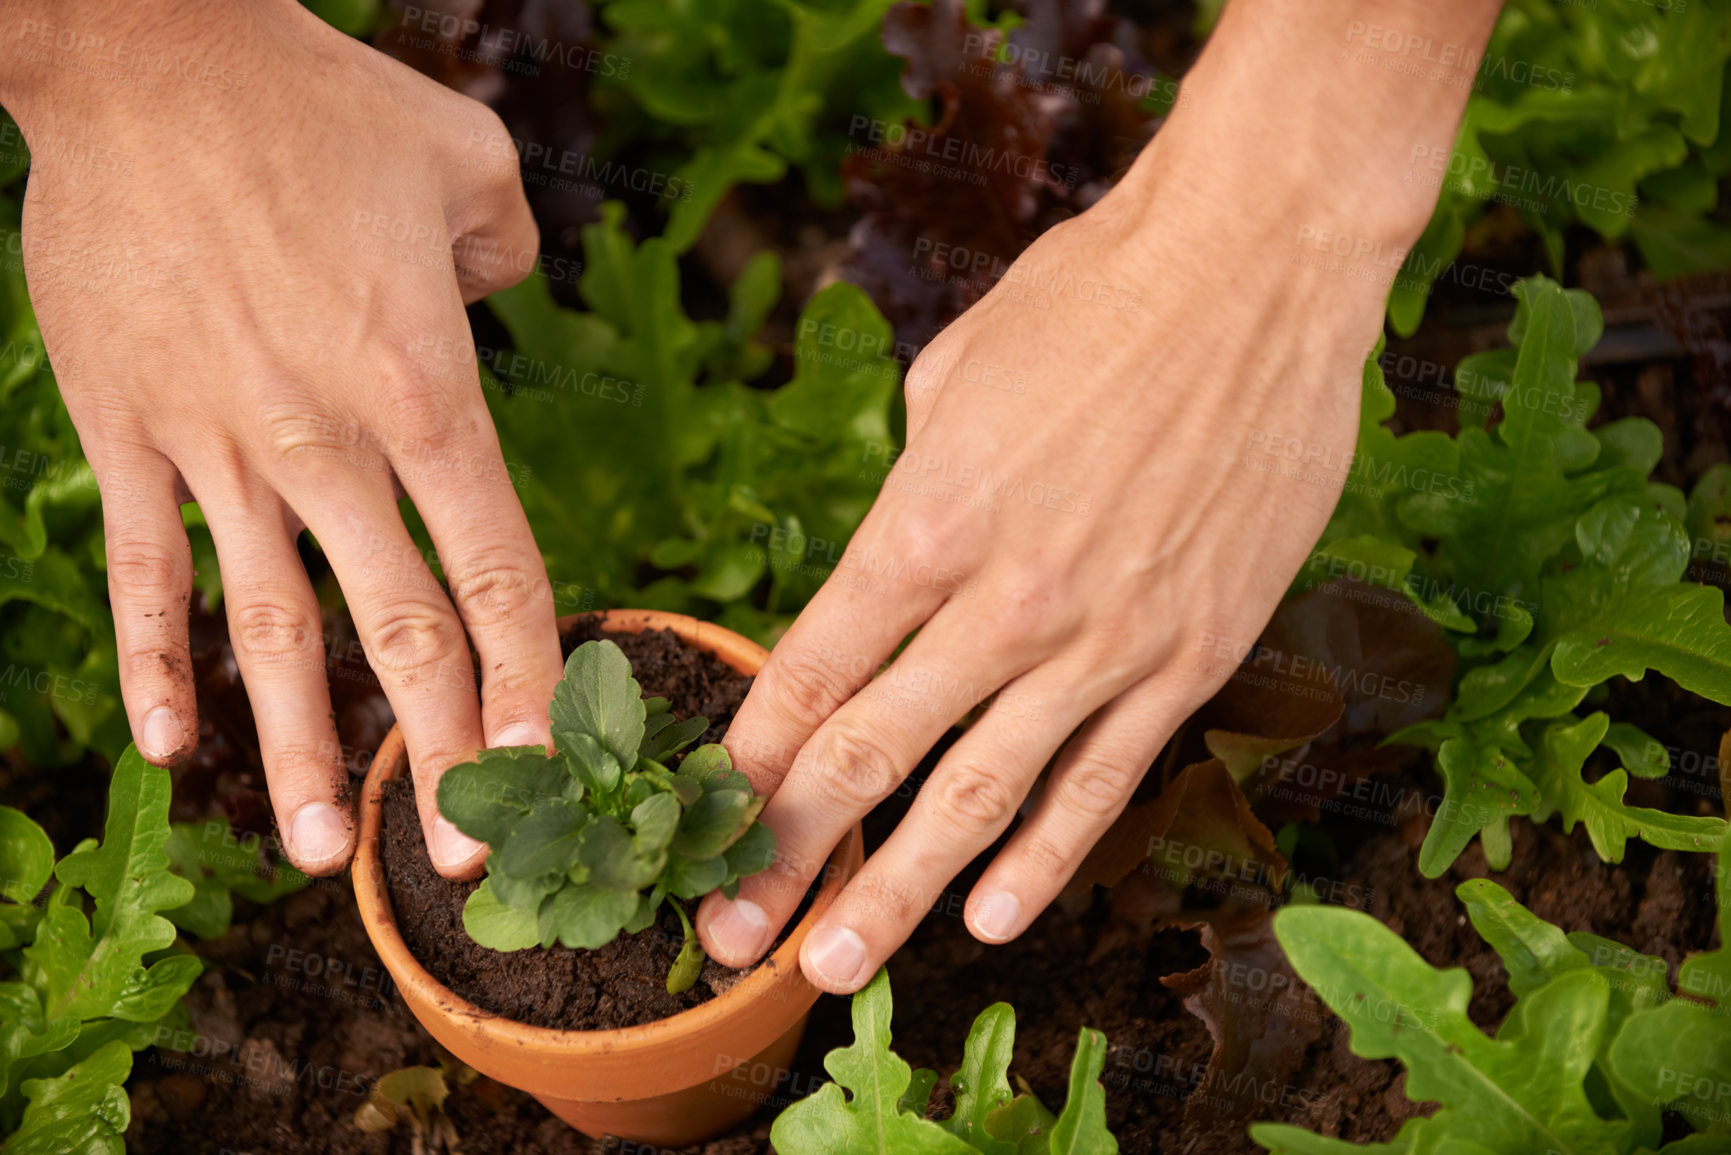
xmin=940 ymin=1003 xmax=1018 ymax=1155
xmin=1528 ymin=714 xmax=1725 ymax=862
xmin=461 ymin=879 xmax=542 ymax=951
xmin=579 ymin=817 xmax=666 ymax=892
xmin=773 ymin=967 xmax=1117 ymax=1154
xmin=6 ymin=1039 xmax=131 ymax=1155
xmin=437 ymin=746 xmax=570 ymax=845
xmin=723 ymin=822 xmax=778 ymax=880
xmin=1047 ymin=1028 xmax=1116 ymax=1155
xmin=0 ymin=805 xmax=53 ymax=905
xmin=641 ymin=715 xmax=710 ymax=762
xmin=1264 ymin=904 xmax=1638 ymax=1155
xmin=1600 ymin=722 xmax=1669 ymax=779
xmin=24 ymin=747 xmax=200 ymax=1025
xmin=499 ymin=798 xmax=591 ymax=879
xmin=666 ymin=902 xmax=704 ymax=995
xmin=771 ymin=969 xmax=984 ymax=1154
xmin=675 ymin=790 xmax=762 ymax=858
xmin=631 ymin=791 xmax=682 ymax=852
xmin=562 ymin=731 xmax=624 ymax=798
xmin=538 ymin=884 xmax=640 ymax=951
xmin=665 ymin=854 xmax=729 ymax=899
xmin=550 ymin=640 xmax=648 ymax=769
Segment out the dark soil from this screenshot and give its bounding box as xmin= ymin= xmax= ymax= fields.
xmin=381 ymin=623 xmax=757 ymax=1030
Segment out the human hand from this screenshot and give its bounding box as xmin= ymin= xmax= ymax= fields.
xmin=698 ymin=0 xmax=1502 ymax=991
xmin=2 ymin=0 xmax=562 ymax=876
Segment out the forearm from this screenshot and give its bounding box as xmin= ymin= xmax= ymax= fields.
xmin=1121 ymin=0 xmax=1504 ymax=248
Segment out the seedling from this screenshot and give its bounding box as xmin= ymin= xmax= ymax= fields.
xmin=436 ymin=639 xmax=776 ymax=993
xmin=354 ymin=1064 xmax=464 ymax=1154
xmin=772 ymin=968 xmax=1118 ymax=1154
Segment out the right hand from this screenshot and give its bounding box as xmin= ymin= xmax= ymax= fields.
xmin=4 ymin=0 xmax=563 ymax=875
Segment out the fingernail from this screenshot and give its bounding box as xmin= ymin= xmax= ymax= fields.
xmin=491 ymin=722 xmax=543 ymax=749
xmin=705 ymin=896 xmax=772 ymax=963
xmin=140 ymin=707 xmax=184 ymax=761
xmin=805 ymin=925 xmax=868 ymax=990
xmin=290 ymin=802 xmax=351 ymax=869
xmin=972 ymin=891 xmax=1022 ymax=943
xmin=430 ymin=814 xmax=485 ymax=872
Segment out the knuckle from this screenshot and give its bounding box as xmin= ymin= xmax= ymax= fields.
xmin=450 ymin=560 xmax=541 ymax=628
xmin=1014 ymin=830 xmax=1076 ymax=884
xmin=106 ymin=537 xmax=188 ymax=596
xmin=232 ymin=599 xmax=322 ymax=669
xmin=368 ymin=605 xmax=466 ymax=682
xmin=983 ymin=577 xmax=1064 ymax=652
xmin=806 ymin=725 xmax=901 ymax=810
xmin=837 ymin=871 xmax=917 ymax=926
xmin=766 ymin=648 xmax=857 ymax=730
xmin=931 ymin=761 xmax=1018 ymax=833
xmin=375 ymin=359 xmax=474 ymax=447
xmin=252 ymin=398 xmax=348 ymax=465
xmin=1055 ymin=751 xmax=1140 ymax=820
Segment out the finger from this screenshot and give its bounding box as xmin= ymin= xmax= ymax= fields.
xmin=698 ymin=599 xmax=1036 ymax=968
xmin=198 ymin=490 xmax=353 ymax=874
xmin=375 ymin=365 xmax=561 ymax=753
xmin=797 ymin=658 xmax=1109 ymax=993
xmin=101 ymin=445 xmax=197 ymax=765
xmin=966 ymin=671 xmax=1188 ymax=939
xmin=720 ymin=513 xmax=956 ymax=794
xmin=286 ymin=470 xmax=488 ymax=878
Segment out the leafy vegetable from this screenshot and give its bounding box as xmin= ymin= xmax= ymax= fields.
xmin=771 ymin=968 xmax=1118 ymax=1154
xmin=1253 ymin=830 xmax=1731 ymax=1153
xmin=0 ymin=747 xmax=201 ymax=1132
xmin=4 ymin=1040 xmax=132 ymax=1155
xmin=1302 ymin=274 xmax=1730 ymax=875
xmin=1386 ymin=0 xmax=1731 ymax=334
xmin=437 ymin=639 xmax=774 ymax=992
xmin=479 ymin=203 xmax=900 ymax=644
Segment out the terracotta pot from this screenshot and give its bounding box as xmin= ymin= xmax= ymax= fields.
xmin=353 ymin=609 xmax=864 ymax=1146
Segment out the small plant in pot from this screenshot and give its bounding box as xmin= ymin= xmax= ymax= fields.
xmin=352 ymin=611 xmax=866 ymax=1147
xmin=437 ymin=636 xmax=777 ymax=995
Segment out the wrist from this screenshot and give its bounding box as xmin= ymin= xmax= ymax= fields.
xmin=1115 ymin=0 xmax=1502 ymax=255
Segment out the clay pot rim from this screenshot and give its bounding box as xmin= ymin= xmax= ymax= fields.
xmin=353 ymin=608 xmax=857 ymax=1055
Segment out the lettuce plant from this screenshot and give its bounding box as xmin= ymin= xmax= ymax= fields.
xmin=1301 ymin=274 xmax=1730 ymax=876
xmin=0 ymin=746 xmax=204 ymax=1146
xmin=772 ymin=968 xmax=1117 ymax=1155
xmin=1252 ymin=830 xmax=1731 ymax=1153
xmin=436 ymin=639 xmax=775 ymax=993
xmin=1387 ymin=0 xmax=1731 ymax=334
